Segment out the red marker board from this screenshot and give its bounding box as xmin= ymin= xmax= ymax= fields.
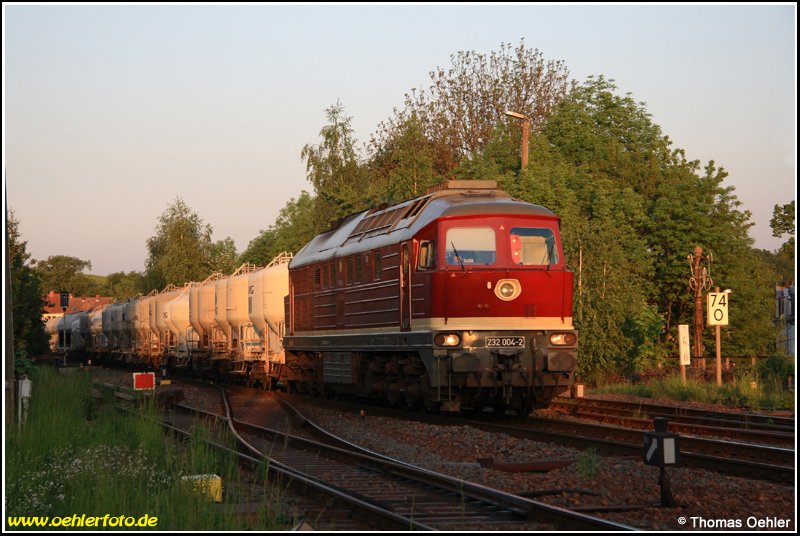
xmin=133 ymin=372 xmax=156 ymax=391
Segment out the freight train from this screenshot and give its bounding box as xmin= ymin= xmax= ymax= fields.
xmin=48 ymin=180 xmax=577 ymax=414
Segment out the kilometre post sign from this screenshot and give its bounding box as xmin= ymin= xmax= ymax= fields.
xmin=706 ymin=292 xmax=729 ymax=326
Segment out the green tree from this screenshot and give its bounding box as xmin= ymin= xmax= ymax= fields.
xmin=757 ymin=248 xmax=794 ymax=286
xmin=208 ymin=237 xmax=239 ymax=275
xmin=240 ymin=191 xmax=319 ymax=265
xmin=770 ymin=200 xmax=795 ymax=238
xmin=561 ymin=179 xmax=654 ymax=378
xmin=6 ymin=209 xmax=48 ymax=355
xmin=105 ymin=271 xmax=144 ymax=301
xmin=375 ymin=39 xmax=571 ymax=178
xmin=542 ymin=77 xmax=772 ymax=376
xmin=368 ymin=113 xmax=445 ymax=204
xmin=515 ymin=77 xmax=662 ymax=377
xmin=770 ymin=200 xmax=795 ymax=264
xmin=144 ymin=198 xmax=230 ymax=288
xmin=648 ymin=159 xmax=758 ymax=351
xmin=716 ymin=249 xmax=780 ymax=357
xmin=301 ymin=101 xmax=369 ymax=222
xmin=544 ymin=75 xmax=669 ymax=198
xmin=33 ymin=255 xmax=102 ymax=296
xmin=240 ymin=228 xmax=277 ymax=267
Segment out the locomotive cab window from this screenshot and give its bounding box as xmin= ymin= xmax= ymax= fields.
xmin=445 ymin=228 xmax=496 ymax=266
xmin=509 ymin=228 xmax=559 ymax=266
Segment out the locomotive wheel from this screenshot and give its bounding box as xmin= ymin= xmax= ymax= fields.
xmin=418 ymin=376 xmax=437 ymax=413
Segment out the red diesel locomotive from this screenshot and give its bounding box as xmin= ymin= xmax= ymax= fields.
xmin=283 ymin=180 xmax=577 ymax=414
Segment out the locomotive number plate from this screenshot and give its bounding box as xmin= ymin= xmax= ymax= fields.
xmin=485 ymin=336 xmax=525 ymax=348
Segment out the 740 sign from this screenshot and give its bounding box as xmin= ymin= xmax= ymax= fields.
xmin=707 ymin=292 xmax=729 ymax=326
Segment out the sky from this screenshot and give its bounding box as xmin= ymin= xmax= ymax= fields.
xmin=3 ymin=4 xmax=796 ymax=276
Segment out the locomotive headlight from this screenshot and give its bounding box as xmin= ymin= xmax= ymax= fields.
xmin=434 ymin=333 xmax=461 ymax=347
xmin=549 ymin=332 xmax=578 ymax=346
xmin=494 ymin=279 xmax=521 ymax=301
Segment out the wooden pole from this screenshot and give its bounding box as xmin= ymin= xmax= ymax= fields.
xmin=521 ymin=119 xmax=530 ymax=170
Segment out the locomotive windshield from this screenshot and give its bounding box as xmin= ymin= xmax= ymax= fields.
xmin=445 ymin=227 xmax=496 ymax=266
xmin=510 ymin=227 xmax=559 ymax=266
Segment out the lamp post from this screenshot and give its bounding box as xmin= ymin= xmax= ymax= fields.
xmin=60 ymin=291 xmax=69 ymax=367
xmin=505 ymin=110 xmax=530 ymax=171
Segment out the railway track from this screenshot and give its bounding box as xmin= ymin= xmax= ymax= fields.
xmin=95 ymin=375 xmax=634 ymax=530
xmin=91 ymin=371 xmax=794 ymax=530
xmin=93 ymin=368 xmax=795 ymax=487
xmin=468 ymin=414 xmax=795 ymax=484
xmin=169 ymin=386 xmax=635 ymax=531
xmin=550 ymin=397 xmax=794 ymax=440
xmin=279 ymin=393 xmax=794 ymax=485
xmin=95 ymin=381 xmax=374 ymax=531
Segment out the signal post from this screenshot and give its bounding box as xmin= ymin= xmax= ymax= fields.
xmin=688 ymin=247 xmax=712 ymax=372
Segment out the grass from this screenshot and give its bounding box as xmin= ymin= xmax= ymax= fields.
xmin=593 ymin=374 xmax=794 ymax=411
xmin=576 ymin=448 xmax=600 ymax=481
xmin=5 ymin=366 xmax=293 ymax=530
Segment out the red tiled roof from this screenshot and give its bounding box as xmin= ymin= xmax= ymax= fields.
xmin=42 ymin=290 xmax=114 ymax=315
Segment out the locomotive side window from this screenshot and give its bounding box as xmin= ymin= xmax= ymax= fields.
xmin=509 ymin=227 xmax=559 ymax=265
xmin=347 ymin=257 xmax=354 ymax=285
xmin=418 ymin=241 xmax=436 ymax=270
xmin=445 ymin=228 xmax=496 ymax=266
xmin=355 ymin=254 xmax=362 ymax=282
xmin=373 ymin=251 xmax=382 ymax=280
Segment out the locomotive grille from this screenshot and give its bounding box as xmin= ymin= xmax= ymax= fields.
xmin=323 ymin=352 xmax=354 ymax=384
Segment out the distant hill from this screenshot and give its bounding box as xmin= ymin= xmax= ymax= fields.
xmin=85 ymin=274 xmax=108 ymax=287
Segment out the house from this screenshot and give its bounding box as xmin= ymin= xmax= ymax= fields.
xmin=42 ymin=290 xmax=114 ymax=319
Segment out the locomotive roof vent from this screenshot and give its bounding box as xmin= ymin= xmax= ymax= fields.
xmin=426 ymin=180 xmax=497 ymax=194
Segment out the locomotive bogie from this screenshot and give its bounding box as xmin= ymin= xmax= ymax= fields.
xmin=284 ymin=326 xmax=575 ymax=412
